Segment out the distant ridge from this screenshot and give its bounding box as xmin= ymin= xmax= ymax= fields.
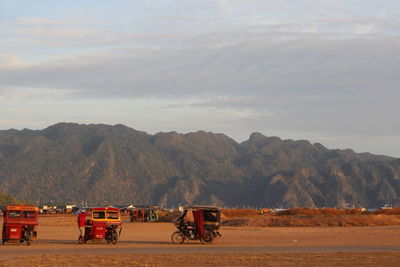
xmin=0 ymin=123 xmax=399 ymax=208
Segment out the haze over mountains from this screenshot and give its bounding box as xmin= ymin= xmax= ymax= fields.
xmin=0 ymin=123 xmax=399 ymax=208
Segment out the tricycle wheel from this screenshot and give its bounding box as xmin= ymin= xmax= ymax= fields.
xmin=112 ymin=231 xmax=118 ymax=245
xmin=2 ymin=239 xmax=5 ymax=245
xmin=171 ymin=231 xmax=185 ymax=244
xmin=26 ymin=232 xmax=33 ymax=245
xmin=201 ymin=231 xmax=214 ymax=244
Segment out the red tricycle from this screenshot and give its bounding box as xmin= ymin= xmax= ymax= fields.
xmin=171 ymin=206 xmax=222 ymax=244
xmin=79 ymin=207 xmax=122 ymax=244
xmin=2 ymin=205 xmax=39 ymax=245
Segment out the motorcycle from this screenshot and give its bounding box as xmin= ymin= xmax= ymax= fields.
xmin=171 ymin=206 xmax=222 ymax=244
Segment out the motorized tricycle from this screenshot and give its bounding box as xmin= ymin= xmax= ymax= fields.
xmin=171 ymin=206 xmax=222 ymax=244
xmin=2 ymin=205 xmax=39 ymax=245
xmin=78 ymin=207 xmax=122 ymax=244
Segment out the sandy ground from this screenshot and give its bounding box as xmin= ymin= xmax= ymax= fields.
xmin=0 ymin=215 xmax=399 ymax=266
xmin=1 ymin=252 xmax=400 ymax=267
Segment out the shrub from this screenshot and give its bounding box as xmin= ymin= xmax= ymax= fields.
xmin=276 ymin=208 xmax=364 ymax=217
xmin=222 ymin=209 xmax=260 ymax=218
xmin=374 ymin=207 xmax=400 ymax=215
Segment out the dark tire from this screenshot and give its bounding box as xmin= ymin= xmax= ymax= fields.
xmin=27 ymin=231 xmax=34 ymax=246
xmin=171 ymin=231 xmax=185 ymax=244
xmin=112 ymin=231 xmax=118 ymax=245
xmin=201 ymin=231 xmax=215 ymax=244
xmin=2 ymin=239 xmax=5 ymax=245
xmin=106 ymin=232 xmax=111 ymax=244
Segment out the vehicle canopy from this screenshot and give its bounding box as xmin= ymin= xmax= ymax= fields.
xmin=87 ymin=207 xmax=121 ymax=224
xmin=3 ymin=205 xmax=39 ymax=225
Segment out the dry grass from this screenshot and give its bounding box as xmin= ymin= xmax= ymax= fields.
xmin=224 ymin=214 xmax=400 ymax=227
xmin=374 ymin=207 xmax=400 ymax=215
xmin=277 ymin=208 xmax=364 ymax=216
xmin=222 ymin=209 xmax=261 ymax=218
xmin=1 ymin=253 xmax=400 ymax=267
xmin=222 ymin=208 xmax=400 ymax=227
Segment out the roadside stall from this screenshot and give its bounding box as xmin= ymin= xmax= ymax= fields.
xmin=129 ymin=205 xmax=159 ymax=222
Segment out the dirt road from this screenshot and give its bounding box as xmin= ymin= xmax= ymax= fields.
xmin=0 ymin=216 xmax=399 ymax=266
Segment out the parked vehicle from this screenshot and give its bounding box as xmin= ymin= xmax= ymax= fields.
xmin=381 ymin=204 xmax=393 ymax=210
xmin=171 ymin=206 xmax=221 ymax=244
xmin=78 ymin=207 xmax=122 ymax=244
xmin=129 ymin=205 xmax=160 ymax=222
xmin=2 ymin=205 xmax=39 ymax=245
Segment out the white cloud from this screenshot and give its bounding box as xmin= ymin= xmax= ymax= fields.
xmin=16 ymin=17 xmax=65 ymax=25
xmin=2 ymin=35 xmax=399 ymax=97
xmin=0 ymin=54 xmax=25 ymax=68
xmin=1 ymin=0 xmax=399 ymax=156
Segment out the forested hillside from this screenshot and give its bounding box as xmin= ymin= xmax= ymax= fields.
xmin=0 ymin=123 xmax=399 ymax=208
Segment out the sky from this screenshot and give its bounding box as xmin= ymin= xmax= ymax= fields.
xmin=0 ymin=0 xmax=399 ymax=157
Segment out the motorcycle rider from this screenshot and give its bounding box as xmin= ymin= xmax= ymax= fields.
xmin=182 ymin=209 xmax=195 ymax=239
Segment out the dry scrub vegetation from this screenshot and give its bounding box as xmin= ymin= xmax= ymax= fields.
xmin=222 ymin=208 xmax=400 ymax=227
xmin=143 ymin=207 xmax=400 ymax=227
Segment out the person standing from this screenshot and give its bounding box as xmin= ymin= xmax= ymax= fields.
xmin=77 ymin=210 xmax=87 ymax=239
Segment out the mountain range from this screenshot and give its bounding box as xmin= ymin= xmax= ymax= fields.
xmin=0 ymin=123 xmax=399 ymax=208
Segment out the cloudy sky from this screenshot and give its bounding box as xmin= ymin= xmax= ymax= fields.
xmin=1 ymin=0 xmax=399 ymax=157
